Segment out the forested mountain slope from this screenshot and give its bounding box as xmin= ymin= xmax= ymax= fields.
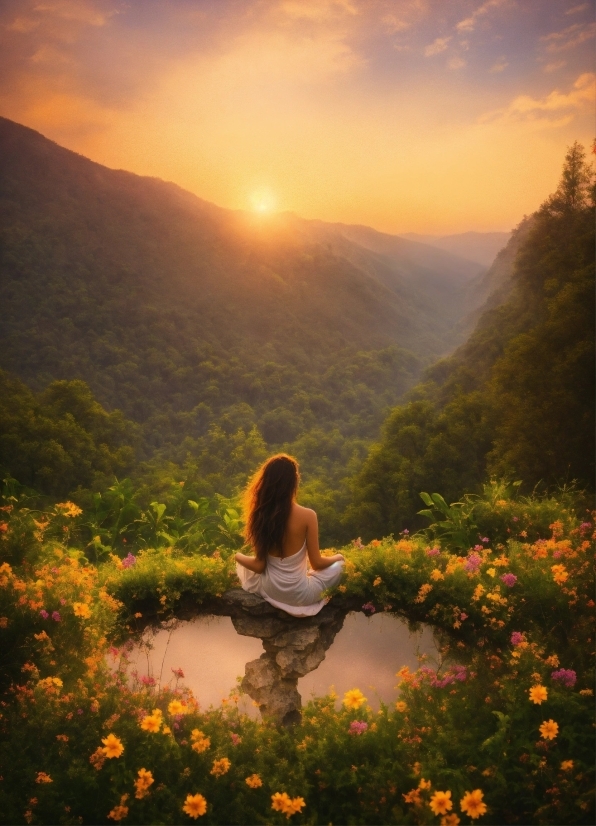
xmin=1 ymin=117 xmax=486 ymax=456
xmin=346 ymin=143 xmax=595 ymax=540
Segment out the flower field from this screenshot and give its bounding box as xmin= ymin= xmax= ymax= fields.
xmin=0 ymin=483 xmax=593 ymax=824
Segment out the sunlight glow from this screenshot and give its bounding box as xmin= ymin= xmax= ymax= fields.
xmin=250 ymin=189 xmax=277 ymax=214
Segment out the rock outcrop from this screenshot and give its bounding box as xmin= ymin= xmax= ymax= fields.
xmin=220 ymin=590 xmax=348 ymax=725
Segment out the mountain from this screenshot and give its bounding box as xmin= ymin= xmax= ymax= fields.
xmin=0 ymin=117 xmax=490 ymax=451
xmin=401 ymin=231 xmax=512 ymax=268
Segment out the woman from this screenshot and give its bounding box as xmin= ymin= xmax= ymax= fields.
xmin=235 ymin=454 xmax=345 ymax=617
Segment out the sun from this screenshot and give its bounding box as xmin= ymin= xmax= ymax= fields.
xmin=250 ymin=189 xmax=277 ymax=214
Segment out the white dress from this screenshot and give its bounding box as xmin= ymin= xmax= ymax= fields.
xmin=236 ymin=541 xmax=345 ymax=617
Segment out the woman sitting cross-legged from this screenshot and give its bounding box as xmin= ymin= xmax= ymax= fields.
xmin=235 ymin=454 xmax=345 ymax=617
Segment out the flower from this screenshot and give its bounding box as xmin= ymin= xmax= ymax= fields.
xmin=230 ymin=732 xmax=242 ymax=746
xmin=172 ymin=667 xmax=185 ymax=679
xmin=101 ymin=734 xmax=124 ymax=758
xmin=510 ymin=632 xmax=524 ymax=646
xmin=73 ymin=602 xmax=91 ymax=619
xmin=348 ymin=720 xmax=368 ymax=735
xmin=460 ymin=789 xmax=487 ymax=819
xmin=182 ymin=793 xmax=207 ymax=819
xmin=271 ymin=793 xmax=305 ymax=818
xmin=56 ymin=501 xmax=82 ymax=518
xmin=441 ymin=816 xmax=460 ymax=826
xmin=418 ymin=778 xmax=431 ymax=790
xmin=551 ymin=668 xmax=577 ymax=687
xmin=140 ymin=713 xmax=162 ymax=733
xmin=362 ymin=602 xmax=376 ymax=613
xmin=486 ymin=567 xmax=496 ymax=577
xmin=35 ymin=772 xmax=52 ymax=784
xmin=210 ymin=757 xmax=231 ymax=776
xmin=121 ymin=553 xmax=136 ymax=569
xmin=134 ymin=768 xmax=154 ymax=799
xmin=168 ymin=699 xmax=188 ymax=715
xmin=395 ymin=701 xmax=407 ymax=713
xmin=108 ymin=805 xmax=128 ymax=821
xmin=529 ymin=685 xmax=548 ymax=704
xmin=551 ymin=564 xmax=569 ymax=584
xmin=39 ymin=610 xmax=49 ymax=619
xmin=403 ymin=789 xmax=422 ymax=805
xmin=560 ymin=760 xmax=574 ymax=771
xmin=426 ymin=546 xmax=440 ymax=557
xmin=431 ymin=568 xmax=444 ymax=581
xmin=343 ymin=688 xmax=366 ymax=709
xmin=51 ymin=611 xmax=61 ymax=622
xmin=89 ymin=747 xmax=106 ymax=771
xmin=539 ymin=719 xmax=559 ymax=740
xmin=245 ymin=774 xmax=263 ymax=788
xmin=373 ymin=576 xmax=382 ymax=586
xmin=464 ymin=553 xmax=482 ymax=573
xmin=430 ymin=790 xmax=453 ymax=816
xmin=500 ymin=573 xmax=517 ymax=587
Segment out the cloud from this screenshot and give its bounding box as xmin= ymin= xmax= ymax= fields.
xmin=275 ymin=0 xmax=358 ymax=23
xmin=424 ymin=36 xmax=450 ymax=56
xmin=456 ymin=0 xmax=507 ymax=34
xmin=489 ymin=56 xmax=508 ymax=73
xmin=565 ymin=3 xmax=589 ymax=14
xmin=448 ymin=55 xmax=466 ymax=70
xmin=34 ymin=0 xmax=114 ymax=27
xmin=6 ymin=16 xmax=40 ymax=32
xmin=543 ymin=60 xmax=566 ymax=73
xmin=381 ymin=13 xmax=409 ymax=34
xmin=479 ymin=72 xmax=595 ymax=127
xmin=540 ymin=21 xmax=596 ymax=53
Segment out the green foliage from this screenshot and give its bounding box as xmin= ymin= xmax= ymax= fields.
xmin=348 ymin=143 xmax=595 ymax=540
xmin=0 ymin=486 xmax=593 ymax=824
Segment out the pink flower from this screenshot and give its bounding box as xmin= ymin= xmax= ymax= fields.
xmin=459 ymin=613 xmax=468 ymax=621
xmin=230 ymin=732 xmax=242 ymax=746
xmin=510 ymin=632 xmax=524 ymax=646
xmin=51 ymin=611 xmax=61 ymax=622
xmin=349 ymin=721 xmax=368 ymax=735
xmin=464 ymin=553 xmax=482 ymax=573
xmin=426 ymin=547 xmax=440 ymax=557
xmin=500 ymin=573 xmax=517 ymax=587
xmin=171 ymin=667 xmax=185 ymax=679
xmin=362 ymin=603 xmax=376 ymax=614
xmin=121 ymin=553 xmax=136 ymax=569
xmin=39 ymin=610 xmax=49 ymax=619
xmin=551 ymin=669 xmax=576 ymax=687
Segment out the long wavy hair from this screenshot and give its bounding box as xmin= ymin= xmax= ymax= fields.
xmin=243 ymin=454 xmax=300 ymax=562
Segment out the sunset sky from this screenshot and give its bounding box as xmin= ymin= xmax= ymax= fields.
xmin=1 ymin=0 xmax=594 ymax=234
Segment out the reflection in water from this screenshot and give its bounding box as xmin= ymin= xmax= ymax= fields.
xmin=129 ymin=605 xmax=438 ymax=724
xmin=299 ymin=612 xmax=437 ymax=708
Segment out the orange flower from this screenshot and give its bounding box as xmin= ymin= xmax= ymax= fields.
xmin=140 ymin=714 xmax=162 ymax=733
xmin=134 ymin=768 xmax=154 ymax=799
xmin=441 ymin=815 xmax=460 ymax=826
xmin=35 ymin=772 xmax=52 ymax=784
xmin=418 ymin=778 xmax=432 ymax=790
xmin=529 ymin=685 xmax=548 ymax=704
xmin=73 ymin=602 xmax=91 ymax=619
xmin=395 ymin=701 xmax=407 ymax=712
xmin=245 ymin=774 xmax=263 ymax=788
xmin=551 ymin=564 xmax=569 ymax=585
xmin=460 ymin=789 xmax=487 ymax=819
xmin=403 ymin=789 xmax=422 ymax=805
xmin=210 ymin=757 xmax=231 ymax=776
xmin=108 ymin=805 xmax=128 ymax=821
xmin=271 ymin=793 xmax=305 ymax=818
xmin=182 ymin=794 xmax=207 ymax=819
xmin=539 ymin=719 xmax=559 ymax=740
xmin=430 ymin=790 xmax=453 ymax=816
xmin=560 ymin=760 xmax=574 ymax=771
xmin=101 ymin=734 xmax=124 ymax=758
xmin=168 ymin=699 xmax=188 ymax=715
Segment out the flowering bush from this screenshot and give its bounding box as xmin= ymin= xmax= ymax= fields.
xmin=0 ymin=485 xmax=593 ymax=823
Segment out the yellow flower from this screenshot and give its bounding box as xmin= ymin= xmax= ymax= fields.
xmin=272 ymin=792 xmax=293 ymax=812
xmin=560 ymin=760 xmax=574 ymax=771
xmin=140 ymin=714 xmax=161 ymax=733
xmin=107 ymin=805 xmax=128 ymax=821
xmin=343 ymin=688 xmax=366 ymax=710
xmin=539 ymin=719 xmax=559 ymax=740
xmin=486 ymin=568 xmax=496 ymax=577
xmin=210 ymin=757 xmax=231 ymax=776
xmin=430 ymin=790 xmax=453 ymax=816
xmin=460 ymin=789 xmax=487 ymax=819
xmin=162 ymin=726 xmax=172 ymax=735
xmin=168 ymin=699 xmax=188 ymax=715
xmin=134 ymin=768 xmax=154 ymax=799
xmin=395 ymin=701 xmax=407 ymax=713
xmin=373 ymin=576 xmax=382 ymax=586
xmin=414 ymin=583 xmax=433 ymax=603
xmin=529 ymin=685 xmax=548 ymax=704
xmin=191 ymin=729 xmax=211 ymax=753
xmin=441 ymin=815 xmax=460 ymax=826
xmin=35 ymin=772 xmax=52 ymax=784
xmin=245 ymin=774 xmax=263 ymax=788
xmin=431 ymin=568 xmax=444 ymax=581
xmin=551 ymin=564 xmax=569 ymax=584
xmin=182 ymin=793 xmax=207 ymax=819
xmin=418 ymin=778 xmax=432 ymax=790
xmin=73 ymin=602 xmax=91 ymax=619
xmin=101 ymin=734 xmax=124 ymax=758
xmin=56 ymin=502 xmax=83 ymax=518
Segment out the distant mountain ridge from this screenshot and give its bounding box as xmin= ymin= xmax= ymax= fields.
xmin=401 ymin=231 xmax=512 ymax=267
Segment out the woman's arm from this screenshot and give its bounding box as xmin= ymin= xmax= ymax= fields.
xmin=235 ymin=552 xmax=266 ymax=574
xmin=304 ymin=509 xmax=344 ymax=570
